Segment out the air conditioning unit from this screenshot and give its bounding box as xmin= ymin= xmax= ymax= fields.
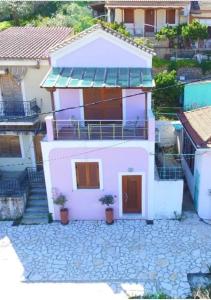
xmin=155 ymin=128 xmax=160 ymax=143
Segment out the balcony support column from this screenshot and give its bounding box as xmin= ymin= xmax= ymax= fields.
xmin=45 ymin=115 xmax=54 ymax=141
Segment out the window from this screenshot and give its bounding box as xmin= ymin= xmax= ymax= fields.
xmin=75 ymin=162 xmax=100 ymax=189
xmin=182 ymin=130 xmax=195 ymax=174
xmin=0 ymin=135 xmax=21 ymax=157
xmin=166 ymin=9 xmax=176 ymax=24
xmin=124 ymin=9 xmax=134 ymax=23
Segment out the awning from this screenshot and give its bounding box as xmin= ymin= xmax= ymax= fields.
xmin=41 ymin=67 xmax=154 ymax=89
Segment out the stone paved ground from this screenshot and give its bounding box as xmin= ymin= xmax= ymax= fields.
xmin=1 ymin=213 xmax=211 ymax=299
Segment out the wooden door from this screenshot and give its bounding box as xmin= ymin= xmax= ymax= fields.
xmin=83 ymin=88 xmax=122 ymax=121
xmin=145 ymin=9 xmax=155 ymax=33
xmin=122 ymin=175 xmax=142 ymax=213
xmin=33 ymin=134 xmax=43 ymax=166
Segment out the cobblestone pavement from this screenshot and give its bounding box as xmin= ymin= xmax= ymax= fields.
xmin=1 ymin=213 xmax=211 ymax=298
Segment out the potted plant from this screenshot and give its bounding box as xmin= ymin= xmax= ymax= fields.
xmin=99 ymin=194 xmax=115 ymax=225
xmin=53 ymin=194 xmax=69 ymax=225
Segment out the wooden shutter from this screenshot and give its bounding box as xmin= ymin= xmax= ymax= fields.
xmin=166 ymin=9 xmax=175 ymax=24
xmin=124 ymin=9 xmax=134 ymax=23
xmin=75 ymin=162 xmax=100 ymax=189
xmin=88 ymin=162 xmax=99 ymax=188
xmin=0 ymin=136 xmax=21 ymax=157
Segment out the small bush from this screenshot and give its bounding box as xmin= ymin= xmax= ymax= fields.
xmin=0 ymin=21 xmax=12 ymax=31
xmin=153 ymin=57 xmax=170 ymax=69
xmin=168 ymin=59 xmax=199 ymax=71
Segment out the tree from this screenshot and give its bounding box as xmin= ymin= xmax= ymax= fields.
xmin=0 ymin=2 xmax=35 ymax=25
xmin=156 ymin=26 xmax=177 ymax=47
xmin=182 ymin=20 xmax=208 ymax=48
xmin=153 ymin=70 xmax=182 ymax=118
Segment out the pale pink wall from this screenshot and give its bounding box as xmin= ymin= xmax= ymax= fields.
xmin=54 ymin=37 xmax=149 ymax=68
xmin=55 ymin=89 xmax=81 ymax=120
xmin=49 ymin=147 xmax=149 ymax=220
xmin=55 ymin=88 xmax=147 ymax=122
xmin=124 ymin=89 xmax=146 ymax=121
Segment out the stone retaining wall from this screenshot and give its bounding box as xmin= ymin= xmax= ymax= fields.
xmin=0 ymin=193 xmax=27 ymax=220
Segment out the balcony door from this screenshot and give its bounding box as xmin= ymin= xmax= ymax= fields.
xmin=83 ymin=88 xmax=122 ymax=121
xmin=145 ymin=9 xmax=155 ymax=33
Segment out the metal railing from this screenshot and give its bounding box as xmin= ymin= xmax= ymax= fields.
xmin=0 ymin=98 xmax=40 ymax=119
xmin=27 ymin=167 xmax=44 ymax=183
xmin=54 ymin=119 xmax=148 ymax=140
xmin=0 ymin=169 xmax=28 ymax=196
xmin=157 ymin=166 xmax=183 ymax=180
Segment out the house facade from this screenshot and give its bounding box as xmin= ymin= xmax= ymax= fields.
xmin=0 ymin=27 xmax=72 ymax=173
xmin=179 ymin=107 xmax=211 ymax=219
xmin=41 ymin=24 xmax=184 ymax=222
xmin=105 ymin=0 xmax=190 ymax=36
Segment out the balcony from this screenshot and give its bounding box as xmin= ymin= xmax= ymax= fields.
xmin=0 ymin=99 xmax=40 ymax=122
xmin=54 ymin=119 xmax=148 ymax=140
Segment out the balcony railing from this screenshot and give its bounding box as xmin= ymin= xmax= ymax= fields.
xmin=157 ymin=166 xmax=183 ymax=180
xmin=53 ymin=119 xmax=148 ymax=140
xmin=0 ymin=169 xmax=28 ymax=196
xmin=0 ymin=99 xmax=40 ymax=120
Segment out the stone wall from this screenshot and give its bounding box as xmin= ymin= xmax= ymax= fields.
xmin=0 ymin=193 xmax=27 ymax=220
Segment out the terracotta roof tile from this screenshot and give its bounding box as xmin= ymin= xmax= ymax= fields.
xmin=49 ymin=23 xmax=155 ymax=55
xmin=0 ymin=27 xmax=72 ymax=60
xmin=178 ymin=106 xmax=211 ymax=148
xmin=105 ymin=0 xmax=189 ymax=8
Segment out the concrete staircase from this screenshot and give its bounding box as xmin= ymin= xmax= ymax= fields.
xmin=21 ymin=174 xmax=49 ymax=225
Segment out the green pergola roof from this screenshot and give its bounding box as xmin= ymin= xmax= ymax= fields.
xmin=41 ymin=67 xmax=154 ymax=89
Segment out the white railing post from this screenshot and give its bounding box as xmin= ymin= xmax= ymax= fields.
xmin=77 ymin=121 xmax=80 ymax=139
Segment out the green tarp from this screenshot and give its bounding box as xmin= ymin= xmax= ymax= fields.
xmin=41 ymin=67 xmax=154 ymax=88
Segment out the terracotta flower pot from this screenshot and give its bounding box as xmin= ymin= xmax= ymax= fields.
xmin=105 ymin=207 xmax=114 ymax=225
xmin=60 ymin=208 xmax=69 ymax=225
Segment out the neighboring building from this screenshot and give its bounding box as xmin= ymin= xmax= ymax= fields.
xmin=0 ymin=27 xmax=72 ymax=172
xmin=179 ymin=106 xmax=211 ymax=219
xmin=105 ymin=0 xmax=190 ymax=36
xmin=183 ymin=81 xmax=211 ymax=109
xmin=190 ymin=1 xmax=211 ymax=47
xmin=89 ymin=1 xmax=106 ymax=18
xmin=41 ymin=24 xmax=184 ymax=222
xmin=0 ymin=27 xmax=72 ymax=223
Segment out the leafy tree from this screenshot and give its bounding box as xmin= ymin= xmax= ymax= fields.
xmin=153 ymin=70 xmax=182 ymax=117
xmin=182 ymin=19 xmax=208 ymax=47
xmin=156 ymin=26 xmax=177 ymax=47
xmin=0 ymin=2 xmax=35 ymax=25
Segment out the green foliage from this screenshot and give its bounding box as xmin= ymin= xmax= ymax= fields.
xmin=134 ymin=37 xmax=153 ymax=49
xmin=152 ymin=57 xmax=170 ymax=68
xmin=0 ymin=2 xmax=35 ymax=25
xmin=182 ymin=20 xmax=208 ymax=44
xmin=168 ymin=59 xmax=199 ymax=71
xmin=201 ymin=60 xmax=211 ymax=74
xmin=53 ymin=194 xmax=67 ymax=209
xmin=153 ymin=70 xmax=182 ymax=117
xmin=98 ymin=20 xmax=131 ymax=37
xmin=156 ymin=25 xmax=177 ymax=42
xmin=0 ymin=20 xmax=12 ymax=31
xmin=99 ymin=195 xmax=115 ymax=207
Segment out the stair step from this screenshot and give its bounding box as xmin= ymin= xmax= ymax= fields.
xmin=27 ymin=201 xmax=48 ymax=207
xmin=30 ymin=186 xmax=46 ymax=193
xmin=28 ymin=195 xmax=47 ymax=200
xmin=29 ymin=182 xmax=45 ymax=187
xmin=21 ymin=217 xmax=49 ymax=225
xmin=22 ymin=212 xmax=48 ymax=219
xmin=25 ymin=207 xmax=48 ymax=213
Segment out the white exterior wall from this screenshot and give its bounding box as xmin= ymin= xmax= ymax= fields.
xmin=195 ymin=151 xmax=211 ymax=219
xmin=134 ymin=9 xmax=145 ymax=35
xmin=22 ymin=64 xmax=51 ymax=121
xmin=0 ymin=132 xmax=35 ymax=171
xmin=154 ymin=179 xmax=184 ymax=219
xmin=157 ymin=9 xmax=166 ymax=31
xmin=115 ymin=8 xmax=123 ymax=23
xmin=155 ymin=120 xmax=176 ymax=147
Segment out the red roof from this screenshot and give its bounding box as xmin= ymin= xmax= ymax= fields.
xmin=178 ymin=106 xmax=211 ymax=148
xmin=0 ymin=27 xmax=72 ymax=60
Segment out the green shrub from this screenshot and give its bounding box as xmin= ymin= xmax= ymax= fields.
xmin=168 ymin=59 xmax=199 ymax=71
xmin=0 ymin=21 xmax=12 ymax=31
xmin=153 ymin=57 xmax=170 ymax=68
